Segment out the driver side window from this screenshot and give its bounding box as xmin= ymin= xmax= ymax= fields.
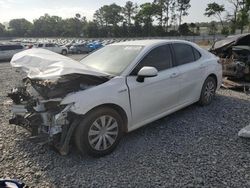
xmin=131 ymin=44 xmax=172 ymax=75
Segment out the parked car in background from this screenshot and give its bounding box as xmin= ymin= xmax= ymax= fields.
xmin=34 ymin=43 xmax=68 ymax=55
xmin=0 ymin=44 xmax=25 ymax=60
xmin=8 ymin=40 xmax=222 ymax=157
xmin=69 ymin=43 xmax=91 ymax=54
xmin=87 ymin=42 xmax=103 ymax=52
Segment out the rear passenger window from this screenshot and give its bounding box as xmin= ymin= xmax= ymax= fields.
xmin=193 ymin=47 xmax=201 ymax=60
xmin=38 ymin=44 xmax=43 ymax=47
xmin=172 ymin=43 xmax=195 ymax=65
xmin=131 ymin=45 xmax=172 ymax=75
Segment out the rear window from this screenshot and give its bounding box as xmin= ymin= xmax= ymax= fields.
xmin=172 ymin=43 xmax=198 ymax=66
xmin=193 ymin=47 xmax=201 ymax=60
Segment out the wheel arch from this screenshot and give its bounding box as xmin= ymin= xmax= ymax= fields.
xmin=207 ymin=73 xmax=218 ymax=88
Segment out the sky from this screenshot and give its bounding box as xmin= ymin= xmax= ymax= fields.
xmin=0 ymin=0 xmax=232 ymax=24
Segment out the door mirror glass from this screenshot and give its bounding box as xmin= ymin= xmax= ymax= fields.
xmin=137 ymin=66 xmax=158 ymax=82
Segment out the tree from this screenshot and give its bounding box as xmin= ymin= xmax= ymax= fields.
xmin=0 ymin=23 xmax=6 ymax=36
xmin=135 ymin=3 xmax=158 ymax=36
xmin=85 ymin=21 xmax=100 ymax=37
xmin=9 ymin=18 xmax=32 ymax=37
xmin=189 ymin=22 xmax=196 ymax=34
xmin=225 ymin=0 xmax=250 ymax=33
xmin=226 ymin=0 xmax=242 ymax=33
xmin=33 ymin=14 xmax=65 ymax=37
xmin=178 ymin=23 xmax=191 ymax=35
xmin=153 ymin=0 xmax=166 ymax=27
xmin=208 ymin=21 xmax=218 ymax=37
xmin=122 ymin=1 xmax=137 ymax=26
xmin=204 ymin=2 xmax=225 ymax=28
xmin=176 ymin=0 xmax=191 ymax=26
xmin=164 ymin=0 xmax=174 ymax=32
xmin=170 ymin=1 xmax=178 ymax=30
xmin=97 ymin=4 xmax=123 ymax=27
xmin=93 ymin=3 xmax=123 ymax=37
xmin=237 ymin=5 xmax=249 ymax=33
xmin=122 ymin=1 xmax=138 ymax=36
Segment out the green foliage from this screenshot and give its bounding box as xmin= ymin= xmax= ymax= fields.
xmin=178 ymin=23 xmax=191 ymax=35
xmin=208 ymin=21 xmax=218 ymax=35
xmin=122 ymin=1 xmax=138 ymax=26
xmin=204 ymin=3 xmax=225 ymax=17
xmin=221 ymin=27 xmax=230 ymax=35
xmin=176 ymin=0 xmax=191 ymax=25
xmin=94 ymin=4 xmax=123 ymax=27
xmin=204 ymin=2 xmax=225 ymax=28
xmin=9 ymin=18 xmax=32 ymax=37
xmin=2 ymin=0 xmax=249 ymax=38
xmin=0 ymin=23 xmax=6 ymax=36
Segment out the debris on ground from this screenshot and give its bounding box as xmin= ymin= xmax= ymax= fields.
xmin=222 ymin=77 xmax=250 ymax=91
xmin=239 ymin=125 xmax=250 ymax=138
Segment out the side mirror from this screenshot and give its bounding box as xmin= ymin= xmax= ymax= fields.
xmin=137 ymin=66 xmax=158 ymax=82
xmin=0 ymin=179 xmax=25 ymax=188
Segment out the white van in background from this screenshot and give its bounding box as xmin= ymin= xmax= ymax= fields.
xmin=0 ymin=44 xmax=25 ymax=60
xmin=34 ymin=43 xmax=68 ymax=55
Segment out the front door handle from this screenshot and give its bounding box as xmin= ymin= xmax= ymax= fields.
xmin=170 ymin=72 xmax=179 ymax=78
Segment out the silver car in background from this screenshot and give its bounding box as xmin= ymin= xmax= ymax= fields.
xmin=0 ymin=44 xmax=25 ymax=60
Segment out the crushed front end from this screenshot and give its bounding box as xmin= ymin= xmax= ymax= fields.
xmin=8 ymin=74 xmax=108 ymax=155
xmin=210 ymin=34 xmax=250 ymax=81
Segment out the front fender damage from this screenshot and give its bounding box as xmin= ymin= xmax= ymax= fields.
xmin=8 ymin=74 xmax=109 ymax=155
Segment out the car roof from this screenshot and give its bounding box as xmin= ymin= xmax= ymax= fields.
xmin=110 ymin=39 xmax=191 ymax=47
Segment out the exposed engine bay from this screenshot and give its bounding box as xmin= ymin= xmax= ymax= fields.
xmin=210 ymin=33 xmax=250 ymax=81
xmin=8 ymin=49 xmax=110 ymax=154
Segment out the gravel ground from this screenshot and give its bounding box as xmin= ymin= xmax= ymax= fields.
xmin=1 ymin=56 xmax=250 ymax=187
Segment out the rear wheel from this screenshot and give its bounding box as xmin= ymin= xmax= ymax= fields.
xmin=199 ymin=76 xmax=217 ymax=106
xmin=62 ymin=50 xmax=67 ymax=55
xmin=75 ymin=107 xmax=123 ymax=157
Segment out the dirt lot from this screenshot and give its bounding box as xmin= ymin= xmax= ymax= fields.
xmin=1 ymin=55 xmax=250 ymax=187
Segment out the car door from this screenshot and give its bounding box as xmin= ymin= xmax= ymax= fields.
xmin=172 ymin=43 xmax=206 ymax=104
xmin=126 ymin=44 xmax=181 ymax=126
xmin=45 ymin=44 xmax=54 ymax=52
xmin=53 ymin=44 xmax=61 ymax=53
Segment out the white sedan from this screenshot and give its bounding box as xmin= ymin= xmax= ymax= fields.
xmin=9 ymin=40 xmax=222 ymax=157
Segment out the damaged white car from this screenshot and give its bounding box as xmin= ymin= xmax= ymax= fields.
xmin=8 ymin=40 xmax=222 ymax=157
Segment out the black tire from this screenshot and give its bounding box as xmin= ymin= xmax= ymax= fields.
xmin=75 ymin=107 xmax=124 ymax=157
xmin=62 ymin=50 xmax=67 ymax=55
xmin=199 ymin=76 xmax=217 ymax=106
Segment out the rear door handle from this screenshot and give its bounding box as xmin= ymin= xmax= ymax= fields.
xmin=170 ymin=72 xmax=179 ymax=78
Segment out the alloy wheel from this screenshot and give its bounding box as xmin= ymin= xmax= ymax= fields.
xmin=88 ymin=115 xmax=118 ymax=151
xmin=204 ymin=80 xmax=215 ymax=103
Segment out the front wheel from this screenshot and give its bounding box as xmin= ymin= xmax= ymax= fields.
xmin=74 ymin=107 xmax=123 ymax=157
xmin=199 ymin=76 xmax=217 ymax=106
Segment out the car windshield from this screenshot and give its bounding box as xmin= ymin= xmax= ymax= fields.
xmin=80 ymin=45 xmax=143 ymax=75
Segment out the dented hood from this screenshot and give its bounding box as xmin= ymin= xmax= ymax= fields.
xmin=10 ymin=48 xmax=110 ymax=80
xmin=211 ymin=33 xmax=250 ymax=52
